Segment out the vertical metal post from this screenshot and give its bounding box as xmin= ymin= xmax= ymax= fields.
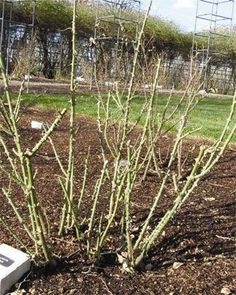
xmin=203 ymin=0 xmax=216 ymax=89
xmin=0 ymin=0 xmax=6 ymax=52
xmin=230 ymin=0 xmax=235 ymax=35
xmin=6 ymin=0 xmax=12 ymax=75
xmin=90 ymin=0 xmax=99 ymax=90
xmin=27 ymin=0 xmax=36 ymax=93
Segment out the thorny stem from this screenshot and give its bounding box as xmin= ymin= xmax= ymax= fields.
xmin=59 ymin=0 xmax=78 ymax=234
xmin=135 ymin=146 xmax=206 ymax=266
xmin=134 ymin=93 xmax=236 ymax=266
xmin=0 ymin=52 xmax=56 ymax=262
xmin=96 ymin=167 xmax=129 ymax=253
xmin=124 ymin=142 xmax=134 ymax=265
xmin=134 ymin=100 xmax=196 ymax=251
xmin=87 ymin=160 xmax=108 ymax=254
xmin=119 ymin=0 xmax=153 ymax=152
xmin=25 ymin=157 xmax=51 ymax=261
xmin=77 ymin=148 xmax=90 ymax=213
xmin=25 ymin=109 xmax=67 ymax=157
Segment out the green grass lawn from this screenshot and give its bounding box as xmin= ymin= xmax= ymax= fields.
xmin=20 ymin=93 xmax=236 ymax=143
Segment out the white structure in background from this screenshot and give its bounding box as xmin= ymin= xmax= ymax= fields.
xmin=198 ymin=89 xmax=208 ymax=97
xmin=24 ymin=74 xmax=32 ymax=81
xmin=143 ymin=84 xmax=163 ymax=90
xmin=74 ymin=76 xmax=86 ymax=83
xmin=105 ymin=81 xmax=114 ymax=87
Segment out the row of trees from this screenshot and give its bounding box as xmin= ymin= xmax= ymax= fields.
xmin=0 ymin=0 xmax=235 ymax=91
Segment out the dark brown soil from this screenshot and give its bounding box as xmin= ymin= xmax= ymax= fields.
xmin=0 ymin=108 xmax=235 ymax=295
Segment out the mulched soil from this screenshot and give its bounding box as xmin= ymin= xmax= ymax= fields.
xmin=0 ymin=108 xmax=235 ymax=295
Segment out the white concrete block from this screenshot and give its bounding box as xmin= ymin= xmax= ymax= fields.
xmin=0 ymin=244 xmax=31 ymax=295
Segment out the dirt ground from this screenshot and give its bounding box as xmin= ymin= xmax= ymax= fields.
xmin=0 ymin=108 xmax=235 ymax=295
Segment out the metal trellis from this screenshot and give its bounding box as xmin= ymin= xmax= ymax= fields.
xmin=90 ymin=0 xmax=141 ymax=88
xmin=192 ymin=0 xmax=235 ymax=91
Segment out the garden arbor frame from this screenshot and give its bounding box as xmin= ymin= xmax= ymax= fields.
xmin=192 ymin=0 xmax=235 ymax=91
xmin=90 ymin=0 xmax=141 ymax=87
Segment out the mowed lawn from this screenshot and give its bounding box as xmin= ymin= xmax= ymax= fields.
xmin=20 ymin=93 xmax=236 ymax=143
